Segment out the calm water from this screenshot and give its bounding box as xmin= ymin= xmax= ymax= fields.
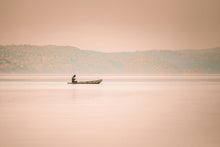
xmin=0 ymin=75 xmax=220 ymax=147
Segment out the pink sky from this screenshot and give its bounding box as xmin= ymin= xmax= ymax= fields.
xmin=0 ymin=0 xmax=219 ymax=52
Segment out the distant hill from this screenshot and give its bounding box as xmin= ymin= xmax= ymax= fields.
xmin=0 ymin=45 xmax=220 ymax=74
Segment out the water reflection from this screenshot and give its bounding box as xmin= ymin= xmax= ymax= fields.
xmin=0 ymin=75 xmax=220 ymax=147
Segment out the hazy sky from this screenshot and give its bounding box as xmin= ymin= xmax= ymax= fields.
xmin=0 ymin=0 xmax=219 ymax=52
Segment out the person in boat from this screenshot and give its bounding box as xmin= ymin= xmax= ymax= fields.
xmin=72 ymin=75 xmax=77 ymax=83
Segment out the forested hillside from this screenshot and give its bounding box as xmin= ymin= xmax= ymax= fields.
xmin=0 ymin=45 xmax=219 ymax=74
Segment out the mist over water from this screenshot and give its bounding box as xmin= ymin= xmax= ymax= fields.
xmin=0 ymin=75 xmax=220 ymax=147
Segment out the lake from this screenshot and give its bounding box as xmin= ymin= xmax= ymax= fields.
xmin=0 ymin=75 xmax=220 ymax=147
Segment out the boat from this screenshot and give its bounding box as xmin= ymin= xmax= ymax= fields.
xmin=68 ymin=79 xmax=103 ymax=84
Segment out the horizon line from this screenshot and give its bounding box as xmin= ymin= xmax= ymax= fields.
xmin=0 ymin=44 xmax=220 ymax=53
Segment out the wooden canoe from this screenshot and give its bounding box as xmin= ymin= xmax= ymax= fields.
xmin=68 ymin=79 xmax=102 ymax=84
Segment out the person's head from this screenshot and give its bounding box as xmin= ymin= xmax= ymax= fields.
xmin=73 ymin=75 xmax=76 ymax=77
